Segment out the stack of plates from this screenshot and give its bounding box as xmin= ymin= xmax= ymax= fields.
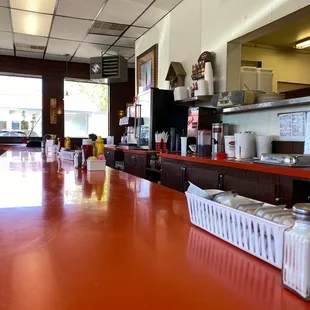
xmin=256 ymin=93 xmax=286 ymax=103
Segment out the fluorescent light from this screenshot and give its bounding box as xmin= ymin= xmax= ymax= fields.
xmin=10 ymin=0 xmax=57 ymax=14
xmin=11 ymin=9 xmax=52 ymax=36
xmin=295 ymin=39 xmax=310 ymax=49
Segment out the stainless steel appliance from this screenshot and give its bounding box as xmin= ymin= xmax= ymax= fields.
xmin=211 ymin=91 xmax=255 ymax=108
xmin=257 ymin=154 xmax=310 ymax=167
xmin=211 ymin=123 xmax=230 ymax=155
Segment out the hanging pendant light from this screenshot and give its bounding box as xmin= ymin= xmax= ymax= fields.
xmin=64 ymin=54 xmax=70 ymax=98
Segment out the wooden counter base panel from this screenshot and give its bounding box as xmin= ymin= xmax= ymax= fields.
xmin=160 ymin=153 xmax=310 ymax=179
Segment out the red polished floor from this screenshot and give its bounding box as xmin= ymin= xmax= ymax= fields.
xmin=0 ymin=147 xmax=308 ymax=310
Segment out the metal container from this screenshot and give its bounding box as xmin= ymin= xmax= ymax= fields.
xmin=211 ymin=123 xmax=229 ymax=157
xmin=258 ymin=154 xmax=310 ymax=167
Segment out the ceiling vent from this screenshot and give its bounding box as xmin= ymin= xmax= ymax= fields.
xmin=89 ymin=21 xmax=128 ymax=36
xmin=15 ymin=43 xmax=45 ymax=52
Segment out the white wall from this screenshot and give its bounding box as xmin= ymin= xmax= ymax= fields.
xmin=136 ymin=0 xmax=310 ymax=135
xmin=135 ymin=0 xmax=202 ymax=90
xmin=242 ymin=46 xmax=310 ymax=92
xmin=223 ymin=105 xmax=308 ymax=136
xmin=136 ymin=0 xmax=310 ymax=91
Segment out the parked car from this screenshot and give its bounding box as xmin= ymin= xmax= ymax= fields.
xmin=0 ymin=130 xmax=39 ymax=137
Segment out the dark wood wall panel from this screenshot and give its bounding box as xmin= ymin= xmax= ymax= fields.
xmin=110 ymin=68 xmax=135 ymax=143
xmin=0 ymin=55 xmax=89 ymax=79
xmin=0 ymin=55 xmax=134 ymax=140
xmin=273 ymin=141 xmax=304 ymax=154
xmin=42 ymin=75 xmax=64 ymax=137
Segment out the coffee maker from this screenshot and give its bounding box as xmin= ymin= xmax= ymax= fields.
xmin=119 ymin=105 xmax=137 ymax=148
xmin=187 ymin=107 xmax=220 ymax=150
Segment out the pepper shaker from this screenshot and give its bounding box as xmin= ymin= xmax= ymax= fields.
xmin=282 ymin=203 xmax=310 ymax=300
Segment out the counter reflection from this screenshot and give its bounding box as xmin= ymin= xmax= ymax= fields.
xmin=186 ymin=227 xmax=308 ymax=310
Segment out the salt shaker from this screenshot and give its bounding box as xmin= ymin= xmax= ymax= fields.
xmin=282 ymin=203 xmax=310 ymax=300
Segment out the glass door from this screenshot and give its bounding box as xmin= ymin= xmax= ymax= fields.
xmin=136 ymin=90 xmax=151 ymax=149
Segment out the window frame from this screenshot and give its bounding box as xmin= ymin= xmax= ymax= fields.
xmin=0 ymin=73 xmax=43 ymax=144
xmin=63 ymin=78 xmax=110 ymax=139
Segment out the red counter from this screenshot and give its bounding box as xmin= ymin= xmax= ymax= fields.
xmin=0 ymin=147 xmax=308 ymax=309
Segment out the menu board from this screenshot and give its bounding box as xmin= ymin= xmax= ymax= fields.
xmin=304 ymin=112 xmax=310 ymax=154
xmin=278 ymin=112 xmax=306 ymax=141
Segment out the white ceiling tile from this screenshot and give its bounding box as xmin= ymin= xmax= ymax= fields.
xmin=75 ymin=42 xmax=108 ymax=58
xmin=0 ymin=8 xmax=12 ymax=32
xmin=107 ymin=46 xmax=134 ymax=57
xmin=10 ymin=0 xmax=57 ymax=14
xmin=0 ymin=0 xmax=9 ymax=6
xmin=114 ymin=36 xmax=135 ymax=48
xmin=46 ymin=38 xmax=80 ymax=55
xmin=128 ymin=56 xmax=135 ymax=63
xmin=123 ymin=26 xmax=147 ymax=38
xmin=0 ymin=31 xmax=13 ymax=49
xmin=151 ymin=0 xmax=182 ymax=11
xmin=14 ymin=33 xmax=48 ymax=46
xmin=11 ymin=9 xmax=52 ymax=36
xmin=0 ymin=48 xmax=14 ymax=56
xmin=97 ymin=0 xmax=153 ymax=25
xmin=134 ymin=0 xmax=182 ymax=27
xmin=56 ymin=0 xmax=105 ymax=20
xmin=16 ymin=51 xmax=44 ymax=59
xmin=50 ymin=16 xmax=92 ymax=41
xmin=85 ymin=34 xmax=118 ymax=45
xmin=72 ymin=56 xmax=90 ymax=63
xmin=44 ymin=54 xmax=69 ymax=61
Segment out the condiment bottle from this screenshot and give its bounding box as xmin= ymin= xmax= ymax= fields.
xmin=95 ymin=136 xmax=104 ymax=157
xmin=65 ymin=136 xmax=71 ymax=150
xmin=282 ymin=203 xmax=310 ymax=300
xmin=81 ymin=139 xmax=93 ymax=169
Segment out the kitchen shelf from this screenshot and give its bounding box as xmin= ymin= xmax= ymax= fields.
xmin=222 ymin=96 xmax=310 ymax=114
xmin=182 ymin=95 xmax=213 ymax=103
xmin=174 ymin=95 xmax=214 ymax=108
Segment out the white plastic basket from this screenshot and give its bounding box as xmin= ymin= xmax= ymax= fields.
xmin=185 ymin=191 xmax=288 ymax=269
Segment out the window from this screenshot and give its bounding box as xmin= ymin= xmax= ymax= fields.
xmin=64 ymin=81 xmax=109 ymax=138
xmin=0 ymin=75 xmax=42 ymax=137
xmin=11 ymin=121 xmax=20 ymax=130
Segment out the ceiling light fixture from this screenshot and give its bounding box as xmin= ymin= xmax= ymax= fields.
xmin=295 ymin=38 xmax=310 ymax=49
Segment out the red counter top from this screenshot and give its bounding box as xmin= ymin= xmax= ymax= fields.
xmin=0 ymin=147 xmax=308 ymax=309
xmin=160 ymin=153 xmax=310 ymax=179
